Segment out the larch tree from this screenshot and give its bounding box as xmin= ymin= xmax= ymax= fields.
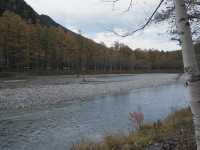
xmin=0 ymin=8 xmax=186 ymax=74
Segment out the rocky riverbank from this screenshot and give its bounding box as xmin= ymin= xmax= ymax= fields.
xmin=0 ymin=74 xmax=182 ymax=114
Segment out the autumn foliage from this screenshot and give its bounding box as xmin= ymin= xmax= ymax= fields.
xmin=0 ymin=11 xmax=183 ymax=74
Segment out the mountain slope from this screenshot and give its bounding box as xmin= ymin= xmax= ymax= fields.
xmin=0 ymin=0 xmax=39 ymax=23
xmin=0 ymin=0 xmax=70 ymax=32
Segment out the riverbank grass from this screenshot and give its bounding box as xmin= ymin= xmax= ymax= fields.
xmin=72 ymin=108 xmax=196 ymax=150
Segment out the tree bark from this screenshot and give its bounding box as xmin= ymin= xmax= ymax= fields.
xmin=174 ymin=0 xmax=200 ymax=149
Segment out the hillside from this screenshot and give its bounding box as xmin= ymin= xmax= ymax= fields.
xmin=0 ymin=0 xmax=70 ymax=31
xmin=0 ymin=0 xmax=183 ymax=74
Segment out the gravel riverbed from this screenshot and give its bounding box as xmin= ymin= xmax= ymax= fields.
xmin=0 ymin=74 xmax=182 ymax=112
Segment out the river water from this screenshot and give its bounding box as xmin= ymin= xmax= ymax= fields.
xmin=0 ymin=74 xmax=190 ymax=150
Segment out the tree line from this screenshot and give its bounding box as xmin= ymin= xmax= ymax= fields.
xmin=0 ymin=11 xmax=184 ymax=74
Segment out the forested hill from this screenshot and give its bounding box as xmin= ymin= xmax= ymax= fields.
xmin=0 ymin=0 xmax=183 ymax=74
xmin=0 ymin=0 xmax=70 ymax=31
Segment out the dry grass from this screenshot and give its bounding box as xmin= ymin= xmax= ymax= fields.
xmin=71 ymin=107 xmax=196 ymax=150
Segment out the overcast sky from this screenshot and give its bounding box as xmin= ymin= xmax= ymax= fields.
xmin=25 ymin=0 xmax=180 ymax=51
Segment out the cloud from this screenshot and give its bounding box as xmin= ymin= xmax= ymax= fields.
xmin=93 ymin=23 xmax=180 ymax=51
xmin=24 ymin=0 xmax=179 ymax=51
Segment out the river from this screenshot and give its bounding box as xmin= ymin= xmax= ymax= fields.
xmin=0 ymin=74 xmax=190 ymax=150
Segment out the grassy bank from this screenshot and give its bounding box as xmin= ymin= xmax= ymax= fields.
xmin=72 ymin=108 xmax=196 ymax=150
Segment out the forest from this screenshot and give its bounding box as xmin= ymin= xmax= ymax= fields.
xmin=0 ymin=11 xmax=185 ymax=74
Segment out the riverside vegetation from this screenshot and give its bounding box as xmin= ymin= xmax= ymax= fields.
xmin=72 ymin=108 xmax=196 ymax=150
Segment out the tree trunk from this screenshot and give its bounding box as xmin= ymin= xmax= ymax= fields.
xmin=174 ymin=0 xmax=200 ymax=149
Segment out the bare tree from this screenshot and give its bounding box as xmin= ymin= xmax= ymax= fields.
xmin=105 ymin=0 xmax=200 ymax=149
xmin=154 ymin=0 xmax=200 ymax=42
xmin=104 ymin=0 xmax=165 ymax=37
xmin=174 ymin=1 xmax=200 ymax=150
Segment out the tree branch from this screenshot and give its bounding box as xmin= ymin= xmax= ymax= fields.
xmin=124 ymin=0 xmax=133 ymax=12
xmin=102 ymin=0 xmax=134 ymax=12
xmin=106 ymin=0 xmax=165 ymax=37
